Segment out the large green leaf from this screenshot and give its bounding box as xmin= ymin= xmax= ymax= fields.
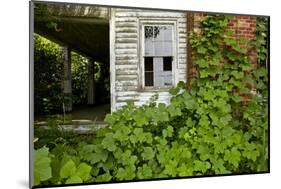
xmin=65 ymin=175 xmax=83 ymax=184
xmin=60 ymin=160 xmax=76 ymax=179
xmin=76 ymin=163 xmax=92 ymax=181
xmin=102 ymin=133 xmax=117 ymax=152
xmin=95 ymin=172 xmax=112 ymax=182
xmin=34 ymin=146 xmax=52 ymax=185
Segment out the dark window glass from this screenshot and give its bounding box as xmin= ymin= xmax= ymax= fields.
xmin=144 ymin=57 xmax=153 ymax=71
xmin=145 ymin=57 xmax=154 ymax=86
xmin=145 ymin=72 xmax=153 ymax=86
xmin=145 ymin=26 xmax=154 ymax=39
xmin=163 ymin=57 xmax=172 ymax=71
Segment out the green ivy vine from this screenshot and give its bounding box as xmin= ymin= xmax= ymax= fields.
xmin=255 ymin=17 xmax=269 ymax=67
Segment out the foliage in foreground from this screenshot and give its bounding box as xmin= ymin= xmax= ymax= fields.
xmin=34 ymin=15 xmax=268 ymax=186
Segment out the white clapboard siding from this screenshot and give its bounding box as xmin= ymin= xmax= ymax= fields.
xmin=138 ymin=92 xmax=172 ymax=106
xmin=111 ymin=8 xmax=187 ymax=110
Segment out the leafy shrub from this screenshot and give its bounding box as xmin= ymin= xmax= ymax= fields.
xmin=34 ymin=34 xmax=63 ymax=115
xmin=34 ymin=34 xmax=96 ymax=115
xmin=71 ymin=52 xmax=89 ymax=105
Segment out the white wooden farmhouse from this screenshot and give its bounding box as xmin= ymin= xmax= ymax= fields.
xmin=35 ymin=4 xmax=189 ymax=113
xmin=110 ymin=8 xmax=188 ymax=111
xmin=34 ymin=3 xmax=256 ymax=114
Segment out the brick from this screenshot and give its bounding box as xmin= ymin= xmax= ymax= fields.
xmin=187 ymin=13 xmax=257 ymax=81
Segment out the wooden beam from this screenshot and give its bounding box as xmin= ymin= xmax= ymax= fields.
xmin=35 ymin=16 xmax=109 ymax=25
xmin=34 ymin=31 xmax=101 ymax=62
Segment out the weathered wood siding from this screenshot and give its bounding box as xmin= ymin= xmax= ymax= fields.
xmin=46 ymin=4 xmax=110 ymax=19
xmin=110 ymin=8 xmax=188 ymax=110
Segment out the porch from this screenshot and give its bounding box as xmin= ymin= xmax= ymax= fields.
xmin=34 ymin=3 xmax=111 ymax=128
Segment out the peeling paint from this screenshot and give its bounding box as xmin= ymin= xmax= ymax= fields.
xmin=111 ymin=8 xmax=188 ymax=110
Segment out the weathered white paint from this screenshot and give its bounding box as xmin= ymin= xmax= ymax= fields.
xmin=109 ymin=8 xmax=116 ymax=112
xmin=110 ymin=8 xmax=188 ymax=110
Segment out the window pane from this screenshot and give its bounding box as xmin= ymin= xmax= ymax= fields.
xmin=144 ymin=25 xmax=173 ymax=56
xmin=154 ymin=57 xmax=172 ymax=87
xmin=163 ymin=57 xmax=172 ymax=71
xmin=144 ymin=25 xmax=173 ymax=87
xmin=145 ymin=26 xmax=154 ymax=39
xmin=145 ymin=26 xmax=154 ymax=56
xmin=154 ymin=26 xmax=172 ymax=41
xmin=163 ymin=72 xmax=172 ymax=86
xmin=144 ymin=57 xmax=153 ymax=71
xmin=153 ymin=57 xmax=163 ymax=87
xmin=154 ymin=26 xmax=173 ymax=56
xmin=145 ymin=72 xmax=153 ymax=86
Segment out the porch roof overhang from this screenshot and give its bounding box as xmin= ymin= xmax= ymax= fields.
xmin=34 ymin=3 xmax=110 ymax=63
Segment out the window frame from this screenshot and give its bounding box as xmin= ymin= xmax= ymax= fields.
xmin=139 ymin=19 xmax=178 ymax=91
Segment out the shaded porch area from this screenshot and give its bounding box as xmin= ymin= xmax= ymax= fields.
xmin=34 ymin=3 xmax=111 ymax=128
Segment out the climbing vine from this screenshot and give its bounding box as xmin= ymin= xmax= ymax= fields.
xmin=255 ymin=17 xmax=269 ymax=68
xmin=34 ymin=15 xmax=268 ymax=186
xmin=187 ymin=15 xmax=268 ymax=173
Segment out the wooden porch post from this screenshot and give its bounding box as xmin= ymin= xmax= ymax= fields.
xmin=87 ymin=60 xmax=95 ymax=105
xmin=62 ymin=46 xmax=72 ymax=112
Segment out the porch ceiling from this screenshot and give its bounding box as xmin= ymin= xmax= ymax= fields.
xmin=34 ymin=4 xmax=110 ymax=63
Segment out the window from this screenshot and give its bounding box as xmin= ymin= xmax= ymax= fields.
xmin=144 ymin=57 xmax=153 ymax=86
xmin=163 ymin=57 xmax=172 ymax=71
xmin=143 ymin=25 xmax=174 ymax=87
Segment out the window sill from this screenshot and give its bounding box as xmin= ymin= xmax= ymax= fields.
xmin=139 ymin=86 xmax=172 ymax=93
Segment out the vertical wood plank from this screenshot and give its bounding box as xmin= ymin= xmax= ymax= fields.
xmin=110 ymin=8 xmax=117 ymax=112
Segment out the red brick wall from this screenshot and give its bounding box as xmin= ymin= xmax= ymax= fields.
xmin=187 ymin=14 xmax=257 ymax=82
xmin=228 ymin=16 xmax=257 ymax=68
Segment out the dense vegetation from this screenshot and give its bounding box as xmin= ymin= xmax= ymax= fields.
xmin=34 ymin=15 xmax=268 ymax=186
xmin=34 ymin=34 xmax=110 ymax=116
xmin=34 ymin=34 xmax=63 ymax=115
